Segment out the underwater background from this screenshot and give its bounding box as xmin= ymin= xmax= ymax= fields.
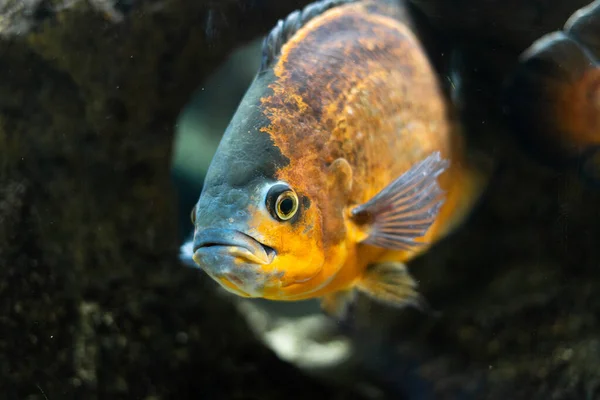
xmin=1 ymin=0 xmax=600 ymax=399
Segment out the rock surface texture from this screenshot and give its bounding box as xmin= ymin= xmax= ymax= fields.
xmin=0 ymin=1 xmax=367 ymax=399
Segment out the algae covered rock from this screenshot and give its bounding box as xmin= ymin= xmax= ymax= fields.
xmin=0 ymin=1 xmax=368 ymax=399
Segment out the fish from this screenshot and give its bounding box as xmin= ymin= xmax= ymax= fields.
xmin=504 ymin=0 xmax=600 ymax=185
xmin=183 ymin=0 xmax=488 ymax=319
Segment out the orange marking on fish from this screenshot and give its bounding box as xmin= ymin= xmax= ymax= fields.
xmin=553 ymin=68 xmax=600 ymax=147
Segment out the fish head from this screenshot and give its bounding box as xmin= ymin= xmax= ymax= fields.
xmin=191 ymin=178 xmax=329 ymax=300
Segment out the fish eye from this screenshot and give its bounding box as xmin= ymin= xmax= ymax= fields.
xmin=190 ymin=205 xmax=196 ymax=225
xmin=266 ymin=183 xmax=299 ymax=221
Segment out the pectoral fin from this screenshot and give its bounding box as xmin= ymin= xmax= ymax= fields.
xmin=179 ymin=239 xmax=197 ymax=268
xmin=356 ymin=262 xmax=426 ymax=311
xmin=320 ymin=289 xmax=357 ymax=320
xmin=351 ymin=151 xmax=449 ymax=251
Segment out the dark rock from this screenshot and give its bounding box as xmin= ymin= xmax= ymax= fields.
xmin=0 ymin=1 xmax=368 ymax=399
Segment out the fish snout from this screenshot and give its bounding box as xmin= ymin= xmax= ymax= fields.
xmin=191 ymin=228 xmax=276 ymax=297
xmin=192 ymin=228 xmax=275 ymax=265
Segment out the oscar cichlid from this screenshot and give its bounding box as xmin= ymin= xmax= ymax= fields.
xmin=183 ymin=0 xmax=488 ymax=318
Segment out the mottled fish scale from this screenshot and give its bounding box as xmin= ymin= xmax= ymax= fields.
xmin=260 ymin=2 xmax=451 ymax=249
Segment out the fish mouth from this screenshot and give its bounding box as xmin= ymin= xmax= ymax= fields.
xmin=192 ymin=228 xmax=275 ymax=265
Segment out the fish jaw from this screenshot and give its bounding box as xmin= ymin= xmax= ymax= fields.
xmin=192 ymin=228 xmax=278 ymax=297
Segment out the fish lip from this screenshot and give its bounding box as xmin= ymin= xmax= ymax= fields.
xmin=193 ymin=228 xmax=275 ymax=265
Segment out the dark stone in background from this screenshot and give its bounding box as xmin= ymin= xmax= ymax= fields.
xmin=0 ymin=1 xmax=367 ymax=399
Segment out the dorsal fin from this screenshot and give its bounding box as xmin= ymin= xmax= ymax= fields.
xmin=259 ymin=0 xmax=361 ymax=73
